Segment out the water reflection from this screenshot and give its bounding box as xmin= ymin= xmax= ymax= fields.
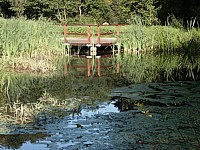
xmin=64 ymin=55 xmax=120 ymax=77
xmin=0 ymin=51 xmax=200 ymax=149
xmin=0 ymin=132 xmax=49 ymax=149
xmin=80 ymin=101 xmax=119 ymax=117
xmin=109 ymin=81 xmax=200 ymax=149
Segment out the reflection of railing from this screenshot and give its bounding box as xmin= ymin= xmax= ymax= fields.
xmin=59 ymin=24 xmax=125 ymax=77
xmin=64 ymin=55 xmax=120 ymax=77
xmin=62 ymin=24 xmax=126 ymax=46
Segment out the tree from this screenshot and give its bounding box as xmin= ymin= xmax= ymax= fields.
xmin=121 ymin=0 xmax=160 ymax=25
xmin=85 ymin=0 xmax=112 ymax=23
xmin=8 ymin=0 xmax=26 ymax=17
xmin=109 ymin=0 xmax=132 ymax=23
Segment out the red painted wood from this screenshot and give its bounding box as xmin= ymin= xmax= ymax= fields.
xmin=98 ymin=25 xmax=100 ymax=44
xmin=87 ymin=26 xmax=91 ymax=43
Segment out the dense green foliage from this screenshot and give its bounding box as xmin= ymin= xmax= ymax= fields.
xmin=1 ymin=0 xmax=200 ymax=24
xmin=1 ymin=0 xmax=199 ymax=25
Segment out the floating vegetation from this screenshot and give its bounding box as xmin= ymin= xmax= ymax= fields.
xmin=0 ymin=92 xmax=82 ymax=133
xmin=109 ymin=81 xmax=200 ymax=149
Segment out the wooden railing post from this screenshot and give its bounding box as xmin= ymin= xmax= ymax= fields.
xmin=87 ymin=56 xmax=92 ymax=77
xmin=87 ymin=25 xmax=91 ymax=43
xmin=98 ymin=25 xmax=101 ymax=44
xmin=96 ymin=56 xmax=101 ymax=77
xmin=117 ymin=62 xmax=120 ymax=74
xmin=64 ymin=24 xmax=67 ymax=43
xmin=116 ymin=25 xmax=120 ymax=40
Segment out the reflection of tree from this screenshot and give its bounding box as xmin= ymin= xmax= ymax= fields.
xmin=0 ymin=132 xmax=48 ymax=149
xmin=114 ymin=98 xmax=137 ymax=111
xmin=114 ymin=97 xmax=189 ymax=112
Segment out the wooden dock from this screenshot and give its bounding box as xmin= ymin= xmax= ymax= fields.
xmin=61 ymin=37 xmax=118 ymax=46
xmin=61 ymin=24 xmax=125 ymax=77
xmin=62 ymin=24 xmax=123 ymax=47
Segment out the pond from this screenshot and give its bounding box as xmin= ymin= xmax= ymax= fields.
xmin=0 ymin=52 xmax=200 ymax=149
xmin=0 ymin=81 xmax=200 ymax=149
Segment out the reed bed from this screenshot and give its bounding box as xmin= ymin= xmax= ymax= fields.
xmin=0 ymin=17 xmax=63 ymax=58
xmin=116 ymin=17 xmax=200 ymax=83
xmin=0 ymin=91 xmax=82 ymax=132
xmin=120 ymin=17 xmax=200 ymax=54
xmin=0 ymin=17 xmax=65 ymax=73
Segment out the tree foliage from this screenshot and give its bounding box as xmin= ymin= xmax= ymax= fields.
xmin=0 ymin=0 xmax=200 ymax=25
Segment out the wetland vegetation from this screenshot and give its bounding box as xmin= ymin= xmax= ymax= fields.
xmin=0 ymin=14 xmax=200 ymax=131
xmin=1 ymin=0 xmax=200 ymax=149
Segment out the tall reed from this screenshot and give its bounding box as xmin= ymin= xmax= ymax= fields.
xmin=0 ymin=17 xmax=63 ymax=59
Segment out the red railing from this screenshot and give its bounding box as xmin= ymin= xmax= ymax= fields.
xmin=63 ymin=24 xmax=126 ymax=44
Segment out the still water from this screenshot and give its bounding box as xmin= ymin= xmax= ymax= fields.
xmin=0 ymin=81 xmax=200 ymax=150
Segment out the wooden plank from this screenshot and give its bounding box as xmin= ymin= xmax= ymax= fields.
xmin=61 ymin=37 xmax=117 ymax=46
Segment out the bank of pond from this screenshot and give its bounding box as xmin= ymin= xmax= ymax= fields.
xmin=0 ymin=17 xmax=200 ymax=149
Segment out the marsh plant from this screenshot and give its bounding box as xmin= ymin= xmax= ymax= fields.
xmin=0 ymin=17 xmax=65 ymax=73
xmin=120 ymin=16 xmax=200 ymax=54
xmin=0 ymin=91 xmax=82 ymax=130
xmin=115 ymin=17 xmax=200 ymax=83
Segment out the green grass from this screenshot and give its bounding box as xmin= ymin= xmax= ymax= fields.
xmin=1 ymin=17 xmax=200 ymax=131
xmin=1 ymin=17 xmax=200 ymax=86
xmin=0 ymin=17 xmax=63 ymax=58
xmin=119 ymin=16 xmax=200 ymax=55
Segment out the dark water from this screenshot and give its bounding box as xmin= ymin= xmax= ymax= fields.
xmin=1 ymin=52 xmax=200 ymax=149
xmin=0 ymin=81 xmax=200 ymax=150
xmin=0 ymin=101 xmax=119 ymax=150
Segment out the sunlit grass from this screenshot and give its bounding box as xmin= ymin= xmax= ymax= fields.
xmin=1 ymin=17 xmax=200 ymax=89
xmin=0 ymin=17 xmax=65 ymax=74
xmin=0 ymin=17 xmax=63 ymax=58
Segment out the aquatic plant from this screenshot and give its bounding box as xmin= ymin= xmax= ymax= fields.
xmin=0 ymin=17 xmax=65 ymax=74
xmin=0 ymin=91 xmax=82 ymax=127
xmin=0 ymin=17 xmax=62 ymax=58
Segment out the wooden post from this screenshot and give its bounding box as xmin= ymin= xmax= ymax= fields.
xmin=87 ymin=25 xmax=91 ymax=43
xmin=64 ymin=24 xmax=67 ymax=43
xmin=117 ymin=62 xmax=120 ymax=74
xmin=64 ymin=58 xmax=68 ymax=75
xmin=87 ymin=56 xmax=92 ymax=77
xmin=96 ymin=56 xmax=101 ymax=77
xmin=97 ymin=25 xmax=100 ymax=44
xmin=116 ymin=25 xmax=120 ymax=36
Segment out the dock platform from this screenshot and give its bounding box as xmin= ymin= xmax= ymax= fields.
xmin=60 ymin=24 xmax=125 ymax=77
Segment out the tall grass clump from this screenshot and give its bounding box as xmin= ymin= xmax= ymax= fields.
xmin=0 ymin=17 xmax=63 ymax=58
xmin=120 ymin=16 xmax=184 ymax=52
xmin=121 ymin=16 xmax=200 ymax=54
xmin=0 ymin=17 xmax=65 ymax=72
xmin=121 ymin=16 xmax=147 ymax=52
xmin=145 ymin=25 xmax=185 ymax=52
